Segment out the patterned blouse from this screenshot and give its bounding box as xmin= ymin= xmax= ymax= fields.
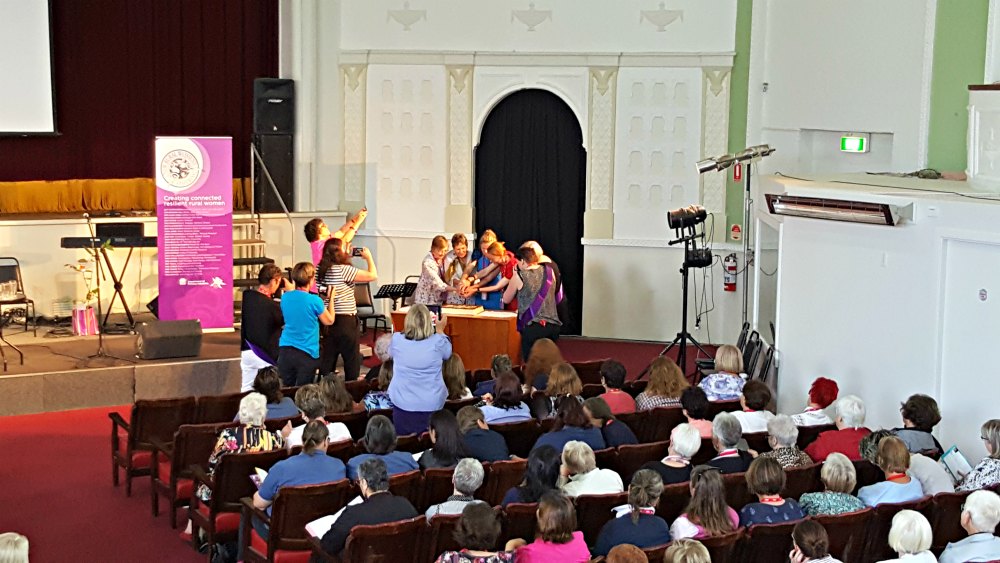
xmin=799 ymin=491 xmax=867 ymax=516
xmin=739 ymin=499 xmax=806 ymax=527
xmin=195 ymin=425 xmax=284 ymax=502
xmin=698 ymin=372 xmax=746 ymax=402
xmin=414 ymin=252 xmax=449 ymax=305
xmin=435 ymin=551 xmax=515 ymax=563
xmin=363 ymin=390 xmax=394 ymax=411
xmin=957 ymin=457 xmax=1000 ymax=492
xmin=635 ymin=392 xmax=681 ymax=411
xmin=760 ymin=446 xmax=814 ymax=469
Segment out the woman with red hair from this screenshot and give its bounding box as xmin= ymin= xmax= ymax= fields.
xmin=791 ymin=377 xmax=839 ymax=427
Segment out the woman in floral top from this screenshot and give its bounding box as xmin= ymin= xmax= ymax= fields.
xmin=435 ymin=501 xmax=514 ymax=563
xmin=958 ymin=419 xmax=1000 ymax=492
xmin=759 ymin=415 xmax=814 ymax=469
xmin=698 ymin=344 xmax=746 ymax=402
xmin=195 ymin=393 xmax=284 ymax=503
xmin=636 ymin=356 xmax=688 ymax=411
xmin=799 ymin=453 xmax=867 ymax=516
xmin=363 ymin=359 xmax=394 ymax=411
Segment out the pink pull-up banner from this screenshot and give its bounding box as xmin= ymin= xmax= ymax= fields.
xmin=154 ymin=136 xmax=233 ymax=330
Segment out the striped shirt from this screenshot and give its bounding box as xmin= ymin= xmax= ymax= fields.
xmin=321 ymin=264 xmax=360 ymax=315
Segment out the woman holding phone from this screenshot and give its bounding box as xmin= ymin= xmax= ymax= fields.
xmin=317 ymin=237 xmax=377 ymax=380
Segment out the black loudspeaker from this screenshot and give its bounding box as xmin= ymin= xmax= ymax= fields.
xmin=253 ymin=134 xmax=295 ymax=213
xmin=135 ymin=319 xmax=203 ymax=360
xmin=253 ymin=78 xmax=295 ymax=135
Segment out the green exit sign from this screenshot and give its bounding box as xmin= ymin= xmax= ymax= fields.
xmin=841 ymin=134 xmax=870 ymax=153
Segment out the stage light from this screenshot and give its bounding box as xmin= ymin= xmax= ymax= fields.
xmin=667 ymin=205 xmax=708 ymax=229
xmin=696 ymin=158 xmax=720 ymax=174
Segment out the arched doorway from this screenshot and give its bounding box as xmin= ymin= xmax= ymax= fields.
xmin=474 ymin=89 xmax=586 ymax=335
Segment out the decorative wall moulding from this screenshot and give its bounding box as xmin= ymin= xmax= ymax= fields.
xmin=512 ymin=3 xmax=552 ymax=32
xmin=640 ymin=3 xmax=684 ymax=32
xmin=387 ymin=2 xmax=427 ymax=31
xmin=339 ymin=51 xmax=734 ymax=69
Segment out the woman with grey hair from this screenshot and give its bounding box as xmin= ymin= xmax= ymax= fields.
xmin=760 ymin=414 xmax=814 ymax=469
xmin=958 ymin=419 xmax=1000 ymax=492
xmin=640 ymin=423 xmax=701 ymax=484
xmin=425 ymin=459 xmax=486 ymax=519
xmin=364 ymin=332 xmax=394 ymax=382
xmin=804 ymin=394 xmax=871 ymax=462
xmin=799 ymin=452 xmax=867 ymax=516
xmin=881 ymin=510 xmax=935 ymax=562
xmin=708 ymin=412 xmax=754 ymax=473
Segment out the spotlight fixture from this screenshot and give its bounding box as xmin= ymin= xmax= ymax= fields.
xmin=667 ymin=205 xmax=708 ymax=229
xmin=696 ymin=157 xmax=722 ymax=174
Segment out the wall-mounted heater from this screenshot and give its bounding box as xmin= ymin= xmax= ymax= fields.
xmin=765 ymin=193 xmax=904 ymax=226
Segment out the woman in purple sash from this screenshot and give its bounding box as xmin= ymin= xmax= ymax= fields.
xmin=502 ymin=245 xmax=563 ymax=362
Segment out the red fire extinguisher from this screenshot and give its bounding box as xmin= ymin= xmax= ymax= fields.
xmin=723 ymin=253 xmax=737 ymax=292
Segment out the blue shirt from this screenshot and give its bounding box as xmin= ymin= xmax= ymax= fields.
xmin=234 ymin=396 xmax=298 ymax=422
xmin=346 ymin=451 xmax=419 ymax=481
xmin=462 ymin=428 xmax=510 ymax=462
xmin=258 ymin=451 xmax=347 ymax=515
xmin=481 ymin=403 xmax=533 ymax=424
xmin=278 ymin=290 xmax=326 ymax=358
xmin=472 ymin=379 xmax=495 ymax=397
xmin=858 ymin=478 xmax=924 ymax=507
xmin=739 ymin=499 xmax=806 ymax=527
xmin=939 ymin=533 xmax=1000 ymax=563
xmin=593 ymin=513 xmax=671 ymax=556
xmin=387 ymin=332 xmax=451 ymax=412
xmin=531 ymin=426 xmax=606 ymax=454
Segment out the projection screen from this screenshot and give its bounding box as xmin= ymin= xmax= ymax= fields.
xmin=0 ymin=0 xmax=56 ymax=134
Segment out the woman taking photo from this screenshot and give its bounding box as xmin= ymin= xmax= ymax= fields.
xmin=389 ymin=304 xmax=452 ymax=435
xmin=414 ymin=235 xmax=456 ymax=305
xmin=503 ymin=245 xmax=562 ymax=361
xmin=317 ymin=237 xmax=377 ymax=380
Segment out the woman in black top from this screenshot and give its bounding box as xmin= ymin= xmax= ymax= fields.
xmin=418 ymin=409 xmax=467 ymax=470
xmin=239 ymin=264 xmax=292 ymax=391
xmin=583 ymin=397 xmax=638 ymax=447
xmin=501 ymin=445 xmax=561 ymax=505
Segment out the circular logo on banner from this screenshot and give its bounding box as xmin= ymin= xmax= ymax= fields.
xmin=159 ymin=149 xmax=201 ymax=189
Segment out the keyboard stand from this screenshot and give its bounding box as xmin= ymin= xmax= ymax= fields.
xmin=99 ymin=245 xmax=136 ymax=329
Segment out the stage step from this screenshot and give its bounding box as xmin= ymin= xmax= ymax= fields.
xmin=233 ymin=238 xmax=266 ymax=246
xmin=234 ymin=278 xmax=258 ymax=288
xmin=233 ymin=256 xmax=274 ymax=267
xmin=233 ymin=218 xmax=259 ymax=226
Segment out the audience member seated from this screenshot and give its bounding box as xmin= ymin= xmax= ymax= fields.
xmin=939 ymin=489 xmax=1000 ymax=563
xmin=346 ymin=414 xmax=419 ymax=480
xmin=531 ymin=363 xmax=584 ymax=420
xmin=434 ymin=501 xmax=515 ymax=563
xmin=501 ymin=445 xmax=561 ymax=506
xmin=605 ymin=544 xmax=649 ymax=563
xmin=479 ymin=371 xmax=532 ymax=424
xmin=664 ymin=539 xmax=710 ymax=563
xmin=318 ymin=457 xmax=419 ymax=557
xmin=285 ymin=384 xmax=352 ymax=448
xmin=804 ymin=395 xmax=871 ymax=462
xmin=0 ymin=533 xmax=28 ymax=563
xmin=557 ymin=440 xmax=624 ymax=498
xmin=759 ymin=414 xmax=813 ymax=469
xmin=681 ymin=387 xmax=714 ymax=438
xmin=958 ymin=419 xmax=1000 ymax=492
xmin=248 ymin=367 xmax=299 ymax=420
xmin=444 ymin=353 xmax=473 ymax=401
xmin=861 ymin=428 xmax=948 ymax=494
xmin=457 ymin=406 xmax=509 ymax=462
xmin=598 ymin=359 xmax=636 ymax=415
xmin=880 ymin=509 xmax=935 ymax=563
xmin=858 ymin=436 xmax=924 ymax=507
xmin=419 ymin=409 xmax=468 ymax=470
xmin=319 ymin=374 xmax=363 ymax=414
xmin=532 ymin=396 xmax=606 ymax=454
xmin=364 ymin=333 xmax=392 ymax=382
xmin=731 ymin=380 xmax=775 ymax=434
xmin=791 ymin=377 xmax=839 ymax=427
xmin=583 ymin=397 xmax=638 ymax=447
xmin=739 ymin=457 xmax=806 ymax=527
xmin=698 ymin=344 xmax=746 ymax=402
xmin=505 ymin=491 xmax=590 ymax=563
xmin=523 ymin=338 xmax=564 ymax=392
xmin=799 ymin=452 xmax=867 ymax=516
xmin=592 ymin=469 xmax=672 ymax=556
xmin=640 ymin=423 xmax=700 ymax=485
xmin=363 ymin=359 xmax=394 ymax=411
xmin=789 ymin=520 xmax=842 ymax=563
xmin=892 ymin=394 xmax=943 ymax=458
xmin=390 ymin=303 xmax=452 ymax=435
xmin=635 ymin=357 xmax=688 ymax=411
xmin=708 ymin=412 xmax=754 ymax=473
xmin=472 ymin=353 xmax=513 ymax=398
xmin=425 ymin=458 xmax=485 ymax=519
xmin=670 ymin=465 xmax=740 ymax=540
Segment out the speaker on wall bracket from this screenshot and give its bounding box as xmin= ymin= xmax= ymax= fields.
xmin=253 ymin=78 xmax=295 ymax=135
xmin=252 ymin=77 xmax=296 ymax=213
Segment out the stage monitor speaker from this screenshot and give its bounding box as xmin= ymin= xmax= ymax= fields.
xmin=135 ymin=319 xmax=203 ymax=360
xmin=253 ymin=78 xmax=295 ymax=135
xmin=253 ymin=134 xmax=295 ymax=213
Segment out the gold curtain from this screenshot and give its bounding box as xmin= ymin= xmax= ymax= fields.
xmin=0 ymin=178 xmax=251 ymax=214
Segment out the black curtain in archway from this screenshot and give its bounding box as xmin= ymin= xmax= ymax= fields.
xmin=474 ymin=89 xmax=586 ymax=335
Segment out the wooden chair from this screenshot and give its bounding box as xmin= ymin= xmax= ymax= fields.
xmin=575 ymin=492 xmax=629 ymax=545
xmin=616 ymin=441 xmax=669 ymax=483
xmin=109 ymin=397 xmax=198 ymax=496
xmin=929 ymin=490 xmax=972 ymax=554
xmin=742 ymin=432 xmax=771 ymax=455
xmin=623 ymin=380 xmax=647 ymax=397
xmin=813 ymin=508 xmax=873 ymax=562
xmin=691 ymin=437 xmax=717 ymax=465
xmin=593 ymin=447 xmax=619 ymax=474
xmin=483 ymin=458 xmax=527 ymax=506
xmin=641 ymin=542 xmax=671 ymax=561
xmin=782 ymin=463 xmax=822 ymax=500
xmin=722 ymin=472 xmax=754 ymax=511
xmin=699 ymin=528 xmax=745 ymax=563
xmin=469 ymin=368 xmax=492 ymax=387
xmin=500 ymin=503 xmax=539 ymax=545
xmin=387 ymin=470 xmax=424 ymax=510
xmin=796 ymin=423 xmax=836 ymax=450
xmin=422 ymin=467 xmax=457 ymax=513
xmin=394 ymin=432 xmax=432 ymax=454
xmin=340 ymin=515 xmax=427 ymax=563
xmin=264 ymin=415 xmax=301 ymax=432
xmin=345 ymin=379 xmax=373 ymax=403
xmin=241 ymin=479 xmax=356 ymax=563
xmin=571 ymin=359 xmax=607 ymax=385
xmin=867 ymin=497 xmax=933 ymax=563
xmin=324 ymin=438 xmax=357 ymax=463
xmin=194 ymin=392 xmax=244 ymax=424
xmin=852 ymin=460 xmax=884 ymax=494
xmin=491 ymin=420 xmax=542 ymax=458
xmin=326 ymin=410 xmax=369 ymax=440
xmin=189 ymin=448 xmax=289 ymax=549
xmin=655 ymin=481 xmax=692 ymax=524
xmin=150 ymin=421 xmax=234 ymax=528
xmin=581 ymin=383 xmax=605 ymax=399
xmin=742 ymin=520 xmax=801 ymax=563
xmin=705 ymin=400 xmax=742 ymax=420
xmin=444 ymin=396 xmax=480 ymax=413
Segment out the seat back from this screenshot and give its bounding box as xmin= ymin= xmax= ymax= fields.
xmin=796 ymin=424 xmax=836 ymax=450
xmin=575 ymin=492 xmax=629 ymax=545
xmin=593 ymin=448 xmax=619 ymax=474
xmin=387 ymin=470 xmax=424 ymax=509
xmin=264 ymin=415 xmax=299 ymax=432
xmin=571 ymin=359 xmax=607 ymax=385
xmin=345 ymin=380 xmax=372 ymax=403
xmin=327 ymin=410 xmax=369 ymax=440
xmin=929 ymin=491 xmax=972 ymax=553
xmin=742 ymin=432 xmax=771 ymax=455
xmin=427 ymin=513 xmax=463 ymax=560
xmin=852 ymin=460 xmax=884 ymax=493
xmin=616 ymin=441 xmax=669 ymax=483
xmin=170 ymin=422 xmax=237 ymax=479
xmin=469 ymin=369 xmax=492 ymax=387
xmin=354 ymin=282 xmax=375 ymax=312
xmin=444 ymin=397 xmax=480 ymax=413
xmin=342 ymin=515 xmax=426 ymax=563
xmin=813 ymin=508 xmax=873 ymax=563
xmin=722 ymin=472 xmax=754 ymax=511
xmin=131 ymin=397 xmax=199 ymax=450
xmin=699 ymin=528 xmax=745 ymax=563
xmin=782 ymin=463 xmax=822 ymax=500
xmin=705 ymin=399 xmax=742 ymax=420
xmin=0 ymin=257 xmax=26 ymax=295
xmin=394 ymin=433 xmax=432 ymax=454
xmin=266 ymin=480 xmax=356 ymax=553
xmin=422 ymin=467 xmax=457 ymax=513
xmin=742 ymin=520 xmax=801 ymax=563
xmin=194 ymin=392 xmax=245 ymax=424
xmin=208 ymin=448 xmax=289 ymax=513
xmin=869 ymin=497 xmax=932 ymax=563
xmin=491 ymin=420 xmax=542 ymax=458
xmin=501 ymin=503 xmax=539 ymax=545
xmin=581 ymin=383 xmax=604 ymax=399
xmin=483 ymin=458 xmax=527 ymax=506
xmin=691 ymin=437 xmax=717 ymax=465
xmin=325 ymin=438 xmax=357 ymax=463
xmin=642 ymin=542 xmax=671 ymax=561
xmin=655 ymin=481 xmax=692 ymax=524
xmin=623 ymin=380 xmax=647 ymax=397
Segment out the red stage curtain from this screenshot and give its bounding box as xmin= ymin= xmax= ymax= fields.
xmin=0 ymin=0 xmax=278 ymax=183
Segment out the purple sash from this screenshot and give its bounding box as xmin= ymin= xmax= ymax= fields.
xmin=245 ymin=340 xmax=275 ymax=365
xmin=518 ymin=265 xmax=555 ymax=332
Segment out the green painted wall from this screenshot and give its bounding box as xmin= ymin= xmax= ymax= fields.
xmin=927 ymin=0 xmax=989 ymax=171
xmin=725 ymin=0 xmax=753 ymax=240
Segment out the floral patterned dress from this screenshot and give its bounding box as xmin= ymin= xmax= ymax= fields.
xmin=195 ymin=424 xmax=284 ymax=502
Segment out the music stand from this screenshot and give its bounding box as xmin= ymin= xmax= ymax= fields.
xmin=373 ymin=282 xmax=416 ymax=311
